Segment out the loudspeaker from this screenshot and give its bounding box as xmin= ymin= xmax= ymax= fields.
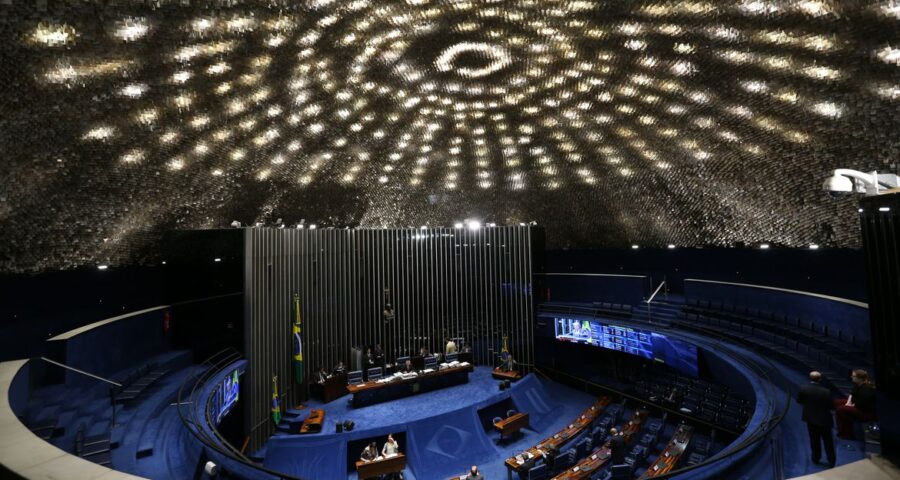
xmin=336 ymin=423 xmax=343 ymax=433
xmin=343 ymin=420 xmax=355 ymax=431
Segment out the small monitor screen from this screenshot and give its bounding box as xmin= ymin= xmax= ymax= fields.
xmin=554 ymin=317 xmax=698 ymax=376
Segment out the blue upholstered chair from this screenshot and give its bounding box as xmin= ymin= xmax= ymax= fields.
xmin=396 ymin=356 xmax=410 ymax=368
xmin=445 ymin=352 xmax=458 ymax=362
xmin=575 ymin=437 xmax=592 ymax=458
xmin=367 ymin=367 xmax=383 ymax=381
xmin=527 ymin=463 xmax=548 ymax=480
xmin=424 ymin=355 xmax=437 ymax=369
xmin=347 ymin=370 xmax=363 ymax=385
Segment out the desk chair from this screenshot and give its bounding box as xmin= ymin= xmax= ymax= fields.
xmin=527 ymin=463 xmax=548 ymax=480
xmin=347 ymin=370 xmax=363 ymax=385
xmin=424 ymin=355 xmax=437 ymax=370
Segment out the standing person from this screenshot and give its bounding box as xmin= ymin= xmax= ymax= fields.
xmin=609 ymin=428 xmax=626 ymax=465
xmin=797 ymin=371 xmax=836 ymax=467
xmin=835 ymin=369 xmax=877 ymax=439
xmin=445 ymin=337 xmax=458 ymax=355
xmin=333 ymin=361 xmax=346 ymax=374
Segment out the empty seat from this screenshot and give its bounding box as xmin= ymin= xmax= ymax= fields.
xmin=347 ymin=370 xmax=363 ymax=384
xmin=527 ymin=463 xmax=549 ymax=480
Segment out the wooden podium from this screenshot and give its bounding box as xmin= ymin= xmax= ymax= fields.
xmin=492 ymin=367 xmax=523 ymax=381
xmin=356 ymin=453 xmax=406 ymax=479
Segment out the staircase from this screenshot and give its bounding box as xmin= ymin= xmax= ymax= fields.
xmin=630 ymin=294 xmax=686 ymax=327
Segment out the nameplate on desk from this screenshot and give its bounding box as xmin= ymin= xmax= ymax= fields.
xmin=591 ymin=454 xmax=597 ymax=460
xmin=554 ymin=434 xmax=560 ymax=439
xmin=573 ymin=467 xmax=580 ymax=472
xmin=356 ymin=383 xmax=367 ymax=387
xmin=568 ymin=424 xmax=574 ymax=429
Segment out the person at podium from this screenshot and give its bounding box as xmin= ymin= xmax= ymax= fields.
xmin=501 ymin=354 xmax=517 ymax=372
xmin=382 ymin=434 xmax=399 ymax=456
xmin=314 ymin=366 xmax=329 ymax=384
xmin=333 ymin=361 xmax=346 ymax=374
xmin=465 ymin=465 xmax=484 ymax=480
xmin=360 ymin=442 xmax=378 ymax=462
xmin=401 ymin=359 xmax=414 ymax=373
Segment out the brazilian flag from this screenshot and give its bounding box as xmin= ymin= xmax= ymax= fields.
xmin=271 ymin=375 xmax=282 ymax=425
xmin=500 ymin=336 xmax=510 ymax=363
xmin=292 ymin=294 xmax=304 ymax=384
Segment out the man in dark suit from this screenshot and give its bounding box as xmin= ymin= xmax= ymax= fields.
xmin=797 ymin=371 xmax=836 ymax=467
xmin=609 ymin=427 xmax=626 ymax=465
xmin=465 ymin=465 xmax=484 ymax=480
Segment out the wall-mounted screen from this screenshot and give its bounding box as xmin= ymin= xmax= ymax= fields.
xmin=554 ymin=317 xmax=698 ymax=376
xmin=211 ymin=369 xmax=241 ymax=424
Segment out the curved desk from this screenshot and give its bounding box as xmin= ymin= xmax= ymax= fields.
xmin=0 ymin=359 xmax=147 ymax=480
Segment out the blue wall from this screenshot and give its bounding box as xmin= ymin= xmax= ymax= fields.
xmin=537 ymin=273 xmax=650 ymax=305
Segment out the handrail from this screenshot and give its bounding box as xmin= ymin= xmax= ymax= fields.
xmin=39 ymin=357 xmax=122 ymax=387
xmin=646 ymin=280 xmax=667 ymax=304
xmin=176 ymin=348 xmax=304 ymax=480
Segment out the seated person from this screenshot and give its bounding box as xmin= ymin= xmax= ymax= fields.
xmin=500 ymin=354 xmax=517 ymax=372
xmin=382 ymin=434 xmax=400 ymax=456
xmin=465 ymin=465 xmax=484 ymax=480
xmin=835 ymin=369 xmax=877 ymax=439
xmin=360 ymin=442 xmax=378 ymax=462
xmin=366 ymin=348 xmax=375 ymax=367
xmin=374 ymin=343 xmax=385 ymax=365
xmin=401 ymin=359 xmax=414 ymax=374
xmin=419 ymin=344 xmax=430 ymax=357
xmin=333 ymin=361 xmax=346 ymax=375
xmin=315 ymin=366 xmax=330 ymax=384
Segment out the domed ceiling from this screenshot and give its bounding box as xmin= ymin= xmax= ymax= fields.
xmin=1 ymin=0 xmax=898 ymax=272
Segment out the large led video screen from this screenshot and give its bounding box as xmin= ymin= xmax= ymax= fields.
xmin=210 ymin=369 xmax=241 ymax=425
xmin=554 ymin=317 xmax=698 ymax=377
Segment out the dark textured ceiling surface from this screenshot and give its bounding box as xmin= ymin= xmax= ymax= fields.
xmin=1 ymin=0 xmax=898 ymax=272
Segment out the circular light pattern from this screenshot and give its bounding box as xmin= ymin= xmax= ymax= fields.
xmin=0 ymin=0 xmax=898 ymax=272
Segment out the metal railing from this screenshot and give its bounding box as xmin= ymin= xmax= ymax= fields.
xmin=646 ymin=279 xmax=667 ymax=325
xmin=176 ymin=348 xmax=304 ymax=480
xmin=534 ymin=321 xmax=790 ymax=479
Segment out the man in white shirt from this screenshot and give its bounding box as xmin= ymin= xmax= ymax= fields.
xmin=445 ymin=338 xmax=458 ymax=355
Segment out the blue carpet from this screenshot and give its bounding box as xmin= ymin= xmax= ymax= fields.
xmin=262 ymin=367 xmax=597 ymax=479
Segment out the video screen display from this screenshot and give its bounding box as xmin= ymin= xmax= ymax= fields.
xmin=554 ymin=317 xmax=699 ymax=377
xmin=211 ymin=369 xmax=241 ymax=424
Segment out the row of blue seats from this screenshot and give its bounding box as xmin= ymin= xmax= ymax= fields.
xmin=684 ymin=299 xmax=866 ymax=355
xmin=675 ymin=314 xmax=855 ymax=395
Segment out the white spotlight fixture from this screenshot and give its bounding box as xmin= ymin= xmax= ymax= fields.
xmin=97 ymin=264 xmax=108 ymax=270
xmin=161 ymin=261 xmax=167 ymax=265
xmin=454 ymin=222 xmax=464 ymax=229
xmin=487 ymin=222 xmax=497 ymax=227
xmin=420 ymin=226 xmax=428 ymax=230
xmin=759 ymin=243 xmax=770 ymax=249
xmin=667 ymin=244 xmax=676 ymax=249
xmin=467 ymin=220 xmax=482 ymax=230
xmin=214 ymin=257 xmax=222 ymax=262
xmin=809 ymin=244 xmax=820 ymax=250
xmin=823 ymin=168 xmax=900 ymax=197
xmin=631 ymin=244 xmax=639 ymax=249
xmin=309 ymin=224 xmax=317 ymax=229
xmin=230 ymin=220 xmax=242 ymax=228
xmin=879 ymin=207 xmax=891 ymax=212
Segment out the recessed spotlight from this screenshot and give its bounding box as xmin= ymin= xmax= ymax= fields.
xmin=97 ymin=265 xmax=108 ymax=270
xmin=879 ymin=207 xmax=891 ymax=212
xmin=759 ymin=244 xmax=770 ymax=249
xmin=631 ymin=244 xmax=639 ymax=249
xmin=667 ymin=244 xmax=676 ymax=249
xmin=809 ymin=244 xmax=820 ymax=250
xmin=309 ymin=224 xmax=317 ymax=229
xmin=454 ymin=222 xmax=464 ymax=229
xmin=214 ymin=258 xmax=222 ymax=262
xmin=468 ymin=220 xmax=482 ymax=230
xmin=161 ymin=261 xmax=167 ymax=265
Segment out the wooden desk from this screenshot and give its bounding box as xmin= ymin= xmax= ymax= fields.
xmin=299 ymin=409 xmax=325 ymax=434
xmin=495 ymin=412 xmax=530 ymax=440
xmin=356 ymin=453 xmax=406 ymax=479
xmin=504 ymin=397 xmax=612 ymax=480
xmin=492 ymin=368 xmax=524 ymax=381
xmin=346 ymin=363 xmax=473 ymax=407
xmin=640 ymin=424 xmax=693 ymax=478
xmin=552 ymin=409 xmax=648 ymax=480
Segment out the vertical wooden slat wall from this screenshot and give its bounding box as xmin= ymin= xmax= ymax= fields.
xmin=243 ymin=226 xmax=536 ymax=451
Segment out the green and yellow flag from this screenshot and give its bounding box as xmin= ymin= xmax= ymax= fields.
xmin=271 ymin=375 xmax=282 ymax=425
xmin=292 ymin=294 xmax=304 ymax=384
xmin=500 ymin=335 xmax=510 ymax=361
